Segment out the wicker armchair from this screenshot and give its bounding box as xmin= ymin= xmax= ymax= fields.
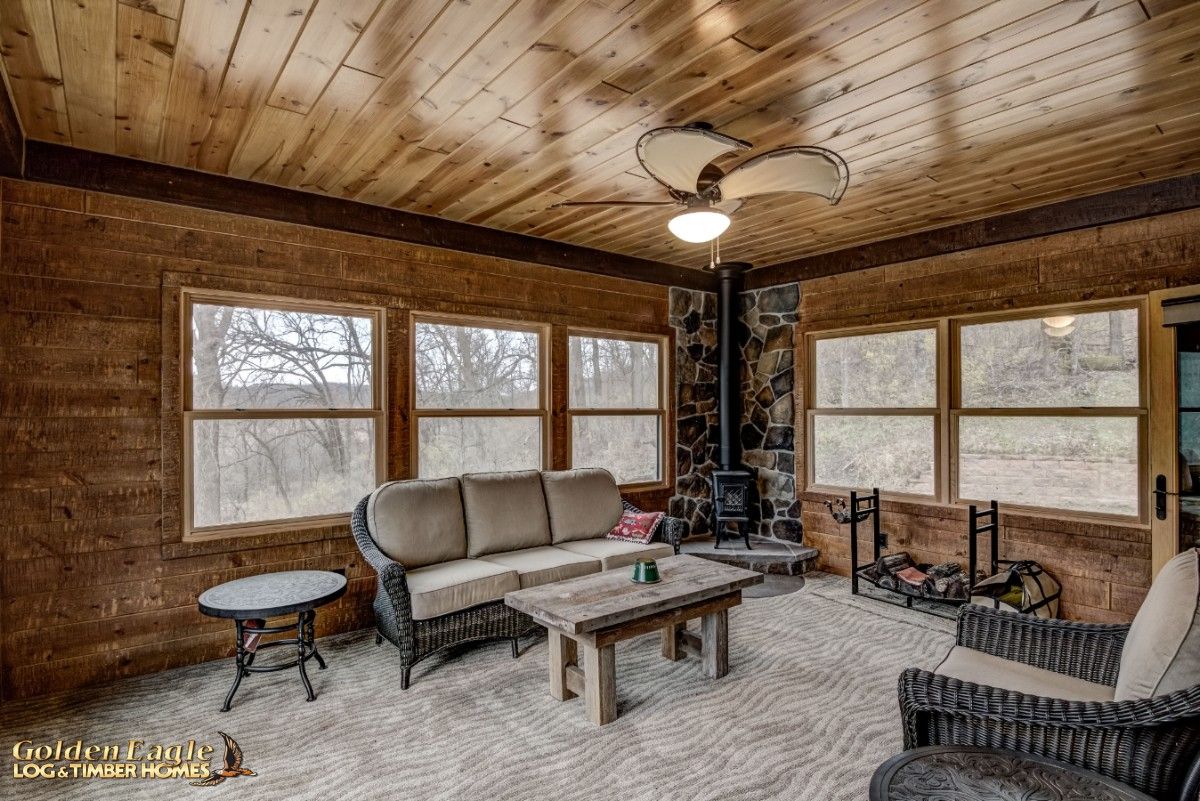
xmin=351 ymin=494 xmax=684 ymax=689
xmin=899 ymin=604 xmax=1200 ymax=800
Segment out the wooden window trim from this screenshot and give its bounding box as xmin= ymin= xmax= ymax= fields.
xmin=181 ymin=289 xmax=387 ymax=542
xmin=409 ymin=312 xmax=551 ymax=476
xmin=566 ymin=328 xmax=670 ymax=491
xmin=803 ymin=298 xmax=1148 ymax=525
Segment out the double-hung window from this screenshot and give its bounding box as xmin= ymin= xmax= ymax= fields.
xmin=184 ymin=293 xmax=385 ymax=538
xmin=412 ymin=316 xmax=548 ymax=478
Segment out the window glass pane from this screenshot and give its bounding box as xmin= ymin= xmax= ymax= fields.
xmin=814 ymin=329 xmax=936 ymax=408
xmin=960 ymin=309 xmax=1139 ymax=408
xmin=572 ymin=415 xmax=660 ymax=484
xmin=191 ymin=303 xmax=374 ymax=410
xmin=958 ymin=416 xmax=1138 ymax=516
xmin=569 ymin=336 xmax=659 ymax=409
xmin=191 ymin=417 xmax=376 ymax=528
xmin=414 ymin=322 xmax=540 ymax=409
xmin=417 ymin=417 xmax=542 ymax=478
xmin=812 ymin=415 xmax=935 ymax=494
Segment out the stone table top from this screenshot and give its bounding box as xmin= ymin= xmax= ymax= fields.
xmin=505 ymin=554 xmax=762 ymax=634
xmin=198 ymin=570 xmax=347 ymax=619
xmin=870 ymin=746 xmax=1155 ymax=801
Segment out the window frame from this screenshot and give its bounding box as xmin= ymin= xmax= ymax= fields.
xmin=409 ymin=312 xmax=551 ymax=478
xmin=566 ymin=327 xmax=669 ymax=491
xmin=803 ymin=299 xmax=1148 ymax=524
xmin=181 ymin=289 xmax=387 ymax=541
xmin=805 ymin=321 xmax=944 ymax=502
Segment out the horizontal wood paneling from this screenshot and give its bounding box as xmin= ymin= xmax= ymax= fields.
xmin=795 ymin=208 xmax=1200 ymax=622
xmin=0 ymin=177 xmax=675 ymax=701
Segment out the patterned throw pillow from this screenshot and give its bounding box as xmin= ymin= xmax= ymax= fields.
xmin=607 ymin=510 xmax=665 ymax=544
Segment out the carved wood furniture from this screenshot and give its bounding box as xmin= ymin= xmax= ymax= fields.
xmin=351 ymin=468 xmax=685 ymax=689
xmin=870 ymin=747 xmax=1154 ymax=801
xmin=197 ymin=570 xmax=347 ymax=711
xmin=505 ymin=554 xmax=762 ymax=725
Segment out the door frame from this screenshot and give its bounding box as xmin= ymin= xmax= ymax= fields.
xmin=1148 ymin=284 xmax=1200 ymax=578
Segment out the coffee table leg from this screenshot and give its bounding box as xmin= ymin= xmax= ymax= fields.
xmin=701 ymin=608 xmax=729 ymax=679
xmin=304 ymin=610 xmax=326 ymax=670
xmin=582 ymin=642 xmax=616 ymax=725
xmin=221 ymin=618 xmax=248 ymax=712
xmin=296 ymin=612 xmax=316 ymax=702
xmin=661 ymin=622 xmax=684 ymax=661
xmin=547 ymin=629 xmax=577 ymax=701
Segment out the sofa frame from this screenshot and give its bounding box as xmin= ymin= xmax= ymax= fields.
xmin=899 ymin=604 xmax=1200 ymax=800
xmin=351 ymin=495 xmax=685 ymax=689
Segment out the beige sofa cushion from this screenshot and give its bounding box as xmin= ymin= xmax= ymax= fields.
xmin=541 ymin=468 xmax=623 ymax=543
xmin=404 ymin=559 xmax=519 ymax=620
xmin=478 ymin=546 xmax=601 ymax=588
xmin=462 ymin=470 xmax=553 ymax=557
xmin=936 ymin=646 xmax=1114 ymax=702
xmin=1116 ymin=548 xmax=1200 ymax=700
xmin=554 ymin=539 xmax=675 ymax=571
xmin=366 ymin=477 xmax=467 ymax=568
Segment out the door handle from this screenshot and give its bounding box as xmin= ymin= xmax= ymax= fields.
xmin=1154 ymin=473 xmax=1173 ymax=520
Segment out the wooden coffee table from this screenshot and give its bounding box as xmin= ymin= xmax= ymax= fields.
xmin=505 ymin=554 xmax=762 ymax=725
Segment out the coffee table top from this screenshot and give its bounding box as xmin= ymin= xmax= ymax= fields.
xmin=505 ymin=554 xmax=762 ymax=634
xmin=198 ymin=570 xmax=347 ymax=619
xmin=870 ymin=746 xmax=1154 ymax=801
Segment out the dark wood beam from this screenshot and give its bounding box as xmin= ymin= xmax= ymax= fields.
xmin=21 ymin=141 xmax=715 ymax=291
xmin=746 ymin=172 xmax=1200 ymax=289
xmin=0 ymin=73 xmax=24 ymax=179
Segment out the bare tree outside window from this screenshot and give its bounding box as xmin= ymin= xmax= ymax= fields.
xmin=568 ymin=334 xmax=665 ymax=485
xmin=413 ymin=319 xmax=545 ymax=479
xmin=186 ymin=298 xmax=383 ymax=534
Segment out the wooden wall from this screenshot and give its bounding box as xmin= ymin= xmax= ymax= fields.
xmin=797 ymin=206 xmax=1200 ymax=623
xmin=0 ymin=178 xmax=673 ymax=701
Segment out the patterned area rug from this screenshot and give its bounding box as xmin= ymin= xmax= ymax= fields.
xmin=1 ymin=573 xmax=953 ymax=801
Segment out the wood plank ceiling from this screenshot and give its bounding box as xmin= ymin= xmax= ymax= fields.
xmin=1 ymin=0 xmax=1198 ymax=271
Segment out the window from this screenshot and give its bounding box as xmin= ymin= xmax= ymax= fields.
xmin=413 ymin=317 xmax=547 ymax=478
xmin=568 ymin=333 xmax=666 ymax=486
xmin=807 ymin=304 xmax=1145 ymax=520
xmin=956 ymin=308 xmax=1141 ymax=516
xmin=184 ymin=294 xmax=385 ymax=537
xmin=809 ymin=327 xmax=939 ymax=496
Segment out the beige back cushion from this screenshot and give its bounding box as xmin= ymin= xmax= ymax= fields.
xmin=461 ymin=471 xmax=552 ymax=557
xmin=1116 ymin=548 xmax=1200 ymax=700
xmin=541 ymin=468 xmax=623 ymax=543
xmin=365 ymin=478 xmax=468 ymax=568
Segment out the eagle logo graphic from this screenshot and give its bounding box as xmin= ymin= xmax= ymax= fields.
xmin=190 ymin=732 xmax=255 ymax=787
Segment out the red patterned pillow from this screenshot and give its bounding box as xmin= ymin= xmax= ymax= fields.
xmin=607 ymin=510 xmax=665 ymax=544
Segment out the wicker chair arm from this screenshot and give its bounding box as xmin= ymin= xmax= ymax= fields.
xmin=623 ymin=499 xmax=686 ymax=554
xmin=350 ymin=496 xmax=413 ymax=623
xmin=956 ymin=604 xmax=1129 ymax=685
xmin=899 ymin=667 xmax=1200 ymax=799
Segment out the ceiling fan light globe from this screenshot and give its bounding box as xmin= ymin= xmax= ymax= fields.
xmin=668 ymin=210 xmax=730 ymax=243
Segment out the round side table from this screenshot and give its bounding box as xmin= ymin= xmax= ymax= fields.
xmin=870 ymin=746 xmax=1155 ymax=801
xmin=198 ymin=570 xmax=347 ymax=711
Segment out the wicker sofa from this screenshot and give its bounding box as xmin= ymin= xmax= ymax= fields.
xmin=351 ymin=467 xmax=684 ymax=688
xmin=898 ymin=548 xmax=1200 ymax=801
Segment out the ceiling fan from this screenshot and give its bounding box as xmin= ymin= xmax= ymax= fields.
xmin=548 ymin=122 xmax=849 ymax=244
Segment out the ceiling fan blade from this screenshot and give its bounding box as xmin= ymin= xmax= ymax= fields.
xmin=715 ymin=146 xmax=849 ymax=205
xmin=636 ymin=126 xmax=750 ymax=194
xmin=713 ymin=198 xmax=744 ymax=215
xmin=548 ymin=199 xmax=678 ymax=209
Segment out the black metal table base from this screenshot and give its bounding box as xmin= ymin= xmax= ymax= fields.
xmin=222 ymin=610 xmax=326 ymax=712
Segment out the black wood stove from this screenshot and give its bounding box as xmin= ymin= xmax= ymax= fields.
xmin=710 ymin=263 xmax=754 ymax=550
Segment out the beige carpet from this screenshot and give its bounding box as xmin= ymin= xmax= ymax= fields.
xmin=0 ymin=573 xmax=953 ymax=801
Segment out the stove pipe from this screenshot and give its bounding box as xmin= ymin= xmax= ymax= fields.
xmin=715 ymin=262 xmax=750 ymax=471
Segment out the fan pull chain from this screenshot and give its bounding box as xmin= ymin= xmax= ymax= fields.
xmin=708 ymin=236 xmax=722 ymax=271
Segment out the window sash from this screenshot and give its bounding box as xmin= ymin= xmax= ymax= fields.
xmin=181 ymin=291 xmax=386 ymax=540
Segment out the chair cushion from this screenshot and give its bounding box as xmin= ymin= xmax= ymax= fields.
xmin=541 ymin=468 xmax=623 ymax=543
xmin=404 ymin=559 xmax=519 ymax=620
xmin=366 ymin=478 xmax=468 ymax=569
xmin=478 ymin=546 xmax=601 ymax=588
xmin=461 ymin=470 xmax=553 ymax=557
xmin=935 ymin=645 xmax=1114 ymax=702
xmin=554 ymin=539 xmax=675 ymax=571
xmin=1116 ymin=548 xmax=1200 ymax=700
